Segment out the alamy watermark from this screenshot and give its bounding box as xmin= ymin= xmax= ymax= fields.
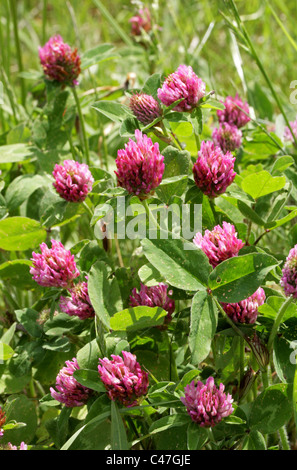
xmin=93 ymin=197 xmax=202 ymax=250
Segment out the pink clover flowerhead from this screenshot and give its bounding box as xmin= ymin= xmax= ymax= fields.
xmin=115 ymin=129 xmax=165 ymax=199
xmin=53 ymin=159 xmax=94 ymax=203
xmin=39 ymin=35 xmax=81 ymax=86
xmin=193 ymin=221 xmax=244 ymax=268
xmin=98 ymin=351 xmax=149 ymax=407
xmin=181 ymin=376 xmax=234 ymax=427
xmin=50 ymin=358 xmax=92 ymax=407
xmin=221 ymin=287 xmax=266 ymax=324
xmin=30 ymin=240 xmax=80 ymax=288
xmin=157 ymin=65 xmax=206 ymax=113
xmin=192 ymin=140 xmax=236 ymax=198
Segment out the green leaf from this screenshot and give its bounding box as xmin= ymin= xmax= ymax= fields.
xmin=189 ymin=291 xmax=218 ymax=364
xmin=77 ymin=338 xmax=102 ymax=370
xmin=264 ymin=208 xmax=297 ymax=230
xmin=149 ymin=414 xmax=191 ymax=435
xmin=81 ymin=43 xmax=118 ymax=69
xmin=141 ymin=238 xmax=211 ymax=292
xmin=88 ymin=261 xmax=122 ymax=329
xmin=111 ymin=401 xmax=129 ymax=450
xmin=5 ymin=174 xmax=49 ymax=212
xmin=0 ymin=259 xmax=35 ymax=289
xmin=187 ymin=422 xmax=208 ymax=450
xmin=271 ymin=155 xmax=294 ymax=175
xmin=73 ymin=369 xmax=106 ymax=393
xmin=92 ymin=100 xmax=133 ymax=123
xmin=0 ymin=217 xmax=46 ymax=251
xmin=156 ymin=146 xmax=191 ymax=202
xmin=119 ymin=117 xmax=140 ymax=137
xmin=15 ymin=308 xmax=43 ymax=338
xmin=208 ymin=253 xmax=279 ymax=303
xmin=1 ymin=395 xmax=38 ymax=445
xmin=138 ymin=263 xmax=164 ymax=286
xmin=241 ymin=171 xmax=286 ymax=200
xmin=241 ymin=430 xmax=267 ymax=450
xmin=0 ymin=144 xmax=34 ymax=164
xmin=237 ymin=200 xmax=265 ymax=226
xmin=141 ymin=73 xmax=161 ymax=98
xmin=200 ymin=99 xmax=225 ymax=110
xmin=110 ymin=306 xmax=167 ymax=332
xmin=249 ymin=384 xmax=292 ymax=434
xmin=0 ymin=342 xmax=15 ymax=361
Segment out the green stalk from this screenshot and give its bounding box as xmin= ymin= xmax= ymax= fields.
xmin=10 ymin=0 xmax=26 ymax=107
xmin=72 ymin=87 xmax=90 ymax=165
xmin=267 ymin=295 xmax=294 ymax=353
xmin=239 ymin=336 xmax=245 ymax=386
xmin=92 ymin=0 xmax=133 ymax=47
xmin=42 ymin=0 xmax=48 ymax=44
xmin=227 ymin=0 xmax=297 ymax=149
xmin=213 ymin=296 xmax=247 ymax=341
xmin=265 ymin=0 xmax=297 ymax=53
xmin=141 ymin=198 xmax=162 ymax=232
xmin=278 ymin=425 xmax=291 ymax=450
xmin=82 ymin=200 xmax=93 ymax=218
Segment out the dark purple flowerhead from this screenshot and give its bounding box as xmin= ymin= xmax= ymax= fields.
xmin=221 ymin=287 xmax=266 ymax=324
xmin=30 ymin=240 xmax=80 ymax=288
xmin=130 ymin=282 xmax=175 ymax=325
xmin=98 ymin=351 xmax=149 ymax=407
xmin=217 ymin=93 xmax=250 ymax=128
xmin=192 ymin=140 xmax=236 ymax=198
xmin=115 ymin=129 xmax=165 ymax=199
xmin=39 ymin=35 xmax=81 ymax=86
xmin=157 ymin=65 xmax=206 ymax=112
xmin=181 ymin=377 xmax=234 ymax=427
xmin=53 ymin=159 xmax=94 ymax=203
xmin=50 ymin=358 xmax=92 ymax=407
xmin=129 ymin=93 xmax=162 ymax=126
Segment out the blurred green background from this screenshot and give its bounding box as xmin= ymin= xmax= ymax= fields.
xmin=0 ymin=0 xmax=297 ymax=120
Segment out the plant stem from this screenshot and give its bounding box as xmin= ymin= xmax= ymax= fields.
xmin=72 ymin=87 xmax=90 ymax=165
xmin=10 ymin=0 xmax=26 ymax=108
xmin=93 ymin=0 xmax=133 ymax=47
xmin=239 ymin=336 xmax=245 ymax=385
xmin=267 ymin=295 xmax=294 ymax=353
xmin=213 ymin=296 xmax=247 ymax=341
xmin=114 ymin=233 xmax=125 ymax=268
xmin=227 ymin=0 xmax=297 ymax=149
xmin=82 ymin=200 xmax=93 ymax=218
xmin=42 ymin=0 xmax=48 ymax=43
xmin=279 ymin=425 xmax=291 ymax=450
xmin=141 ymin=198 xmax=162 ymax=232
